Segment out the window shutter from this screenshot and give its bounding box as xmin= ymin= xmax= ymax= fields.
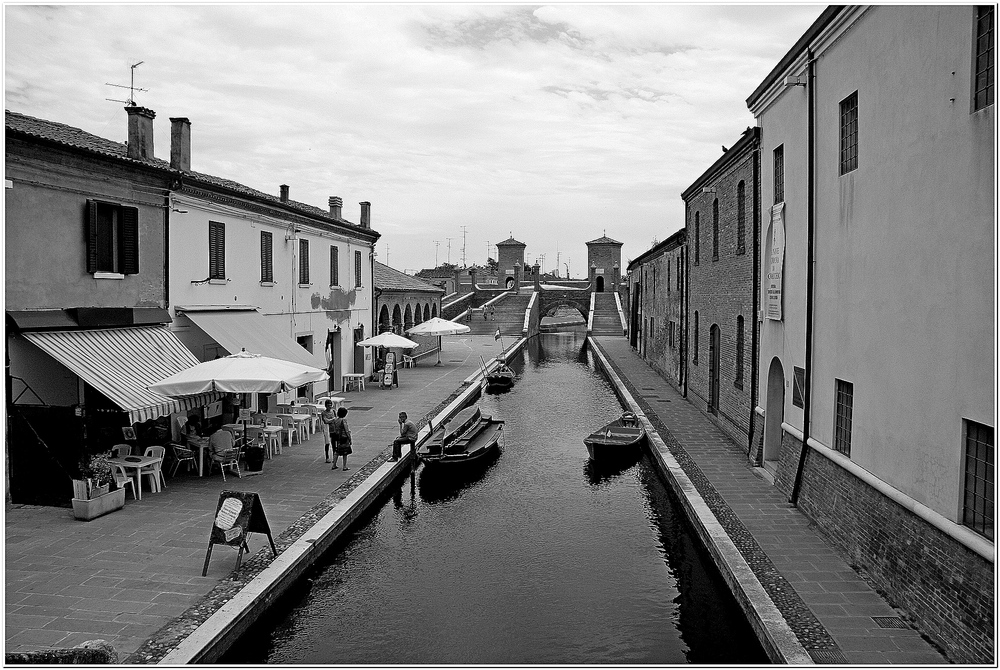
xmin=299 ymin=239 xmax=310 ymax=284
xmin=355 ymin=250 xmax=362 ymax=287
xmin=261 ymin=231 xmax=273 ymax=282
xmin=209 ymin=221 xmax=225 ymax=279
xmin=120 ymin=206 xmax=140 ymax=274
xmin=86 ymin=199 xmax=98 ymax=273
xmin=330 ymin=246 xmax=339 ymax=286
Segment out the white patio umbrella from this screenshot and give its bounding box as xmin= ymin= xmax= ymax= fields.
xmin=148 ymin=349 xmax=329 ymax=396
xmin=355 ymin=332 xmax=420 ymax=350
xmin=407 ymin=317 xmax=471 ymax=366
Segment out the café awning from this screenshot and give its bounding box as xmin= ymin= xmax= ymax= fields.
xmin=22 ymin=325 xmax=220 ymax=424
xmin=180 ymin=309 xmax=318 ymax=368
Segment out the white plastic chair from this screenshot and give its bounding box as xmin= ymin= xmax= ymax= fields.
xmin=141 ymin=446 xmax=167 ymax=492
xmin=112 ymin=464 xmax=136 ymax=500
xmin=111 ymin=444 xmax=132 ymax=458
xmin=209 ymin=431 xmax=241 ymax=481
xmin=280 ymin=415 xmax=302 ymax=446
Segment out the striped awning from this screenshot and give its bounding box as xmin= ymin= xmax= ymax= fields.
xmin=22 ymin=325 xmax=221 ymax=424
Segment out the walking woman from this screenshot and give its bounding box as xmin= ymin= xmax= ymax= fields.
xmin=330 ymin=407 xmax=353 ymax=471
xmin=320 ymin=399 xmax=336 ymax=463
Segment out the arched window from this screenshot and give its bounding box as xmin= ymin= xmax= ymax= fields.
xmin=432 ymin=303 xmax=438 ymax=318
xmin=378 ymin=305 xmax=391 ymax=333
xmin=404 ymin=304 xmax=413 ymax=332
xmin=392 ymin=304 xmax=402 ymax=334
xmin=424 ymin=304 xmax=430 ymax=321
xmin=693 ymin=311 xmax=699 ymax=364
xmin=694 ymin=212 xmax=700 ymax=265
xmin=735 ymin=315 xmax=744 ymax=388
xmin=712 ymin=198 xmax=719 ymax=260
xmin=736 ymin=181 xmax=746 ymax=255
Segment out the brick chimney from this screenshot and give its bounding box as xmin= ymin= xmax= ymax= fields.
xmin=359 ymin=201 xmax=371 ymax=229
xmin=169 ymin=117 xmax=191 ymax=172
xmin=329 ymin=196 xmax=343 ymax=219
xmin=125 ymin=106 xmax=155 ymax=160
xmin=280 ymin=184 xmax=289 ymax=202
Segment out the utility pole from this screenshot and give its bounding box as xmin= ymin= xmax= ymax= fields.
xmin=460 ymin=225 xmax=468 ymax=267
xmin=446 ymin=238 xmax=454 ymax=265
xmin=434 ymin=240 xmax=440 ymax=267
xmin=537 ymin=253 xmax=545 ymax=274
xmin=556 ymin=247 xmax=561 ymax=278
xmin=486 ymin=240 xmax=491 ymax=262
xmin=384 ymin=243 xmax=389 ymax=267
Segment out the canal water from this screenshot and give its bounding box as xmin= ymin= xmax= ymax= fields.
xmin=223 ymin=332 xmax=768 ymax=664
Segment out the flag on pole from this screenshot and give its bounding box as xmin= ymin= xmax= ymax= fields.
xmin=494 ymin=329 xmax=501 ymax=341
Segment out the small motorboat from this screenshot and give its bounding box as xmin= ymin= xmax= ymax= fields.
xmin=418 ymin=405 xmax=504 ymax=468
xmin=481 ymin=355 xmax=515 ymax=391
xmin=584 ymin=412 xmax=646 ymax=460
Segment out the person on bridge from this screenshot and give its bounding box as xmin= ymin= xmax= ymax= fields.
xmin=391 ymin=411 xmax=418 ymax=462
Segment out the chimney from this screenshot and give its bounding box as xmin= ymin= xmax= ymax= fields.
xmin=280 ymin=184 xmax=289 ymax=203
xmin=359 ymin=201 xmax=371 ymax=229
xmin=169 ymin=117 xmax=191 ymax=172
xmin=125 ymin=106 xmax=155 ymax=160
xmin=328 ymin=196 xmax=343 ymax=219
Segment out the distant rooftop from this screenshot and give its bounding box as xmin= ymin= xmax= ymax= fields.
xmin=374 ymin=262 xmax=445 ymax=293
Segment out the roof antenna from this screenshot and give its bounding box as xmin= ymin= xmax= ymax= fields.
xmin=105 ymin=61 xmax=148 ymax=106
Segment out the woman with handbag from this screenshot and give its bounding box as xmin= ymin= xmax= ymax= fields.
xmin=320 ymin=399 xmax=337 ymax=463
xmin=330 ymin=407 xmax=353 ymax=471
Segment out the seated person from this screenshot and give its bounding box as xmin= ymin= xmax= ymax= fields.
xmin=391 ymin=411 xmax=419 ymax=461
xmin=209 ymin=427 xmax=235 ymax=458
xmin=181 ymin=416 xmax=203 ymax=445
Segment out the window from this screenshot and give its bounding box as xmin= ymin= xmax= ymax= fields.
xmin=260 ymin=231 xmax=273 ymax=283
xmin=296 ymin=334 xmax=313 ymax=353
xmin=694 ymin=212 xmax=700 ymax=265
xmin=299 ymin=239 xmax=310 ymax=285
xmin=667 ymin=259 xmax=671 ymax=292
xmin=736 ymin=181 xmax=746 ymax=255
xmin=209 ymin=221 xmax=225 ymax=280
xmin=792 ymin=366 xmax=806 ymax=408
xmin=712 ymin=199 xmax=719 ymax=260
xmin=773 ymin=145 xmax=784 ymax=203
xmin=963 ymin=420 xmax=994 ymax=540
xmin=86 ymin=200 xmax=139 ymax=275
xmin=840 ymin=91 xmax=859 ymax=174
xmin=677 ymin=252 xmax=682 ymax=287
xmin=735 ymin=315 xmax=744 ymax=388
xmin=668 ymin=321 xmax=674 ymax=348
xmin=355 ymin=250 xmax=363 ymax=287
xmin=330 ymin=245 xmax=340 ymax=286
xmin=833 ymin=379 xmax=854 ymax=456
xmin=693 ymin=311 xmax=699 ymax=364
xmin=974 ymin=6 xmax=994 ymax=111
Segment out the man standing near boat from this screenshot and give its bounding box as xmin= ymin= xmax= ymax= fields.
xmin=391 ymin=412 xmax=418 ymax=462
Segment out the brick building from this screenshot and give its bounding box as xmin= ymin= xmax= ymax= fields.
xmin=748 ymin=6 xmax=993 ymax=662
xmin=626 ymin=229 xmax=686 ymax=390
xmin=495 ymin=236 xmax=526 ymax=289
xmin=682 ymin=127 xmax=760 ymax=451
xmin=585 ymin=234 xmax=623 ymax=292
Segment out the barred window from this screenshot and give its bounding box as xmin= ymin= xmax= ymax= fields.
xmin=736 ymin=181 xmax=746 ymax=255
xmin=694 ymin=212 xmax=700 ymax=265
xmin=735 ymin=315 xmax=744 ymax=387
xmin=840 ymin=92 xmax=859 ymax=174
xmin=667 ymin=259 xmax=671 ymax=292
xmin=693 ymin=311 xmax=699 ymax=364
xmin=792 ymin=366 xmax=806 ymax=408
xmin=974 ymin=6 xmax=994 ymax=111
xmin=712 ymin=198 xmax=719 ymax=261
xmin=355 ymin=250 xmax=363 ymax=287
xmin=330 ymin=245 xmax=339 ymax=286
xmin=299 ymin=238 xmax=310 ymax=285
xmin=963 ymin=420 xmax=994 ymax=540
xmin=773 ymin=145 xmax=784 ymax=203
xmin=260 ymin=231 xmax=273 ymax=283
xmin=834 ymin=379 xmax=853 ymax=456
xmin=209 ymin=221 xmax=225 ymax=280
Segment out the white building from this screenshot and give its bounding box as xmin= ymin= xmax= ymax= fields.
xmin=747 ymin=6 xmax=994 ymax=662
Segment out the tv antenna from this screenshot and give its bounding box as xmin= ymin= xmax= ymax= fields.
xmin=460 ymin=225 xmax=468 ymax=267
xmin=105 ymin=61 xmax=148 ymax=106
xmin=433 ymin=240 xmax=440 ymax=267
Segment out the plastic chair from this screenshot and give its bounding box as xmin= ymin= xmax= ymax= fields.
xmin=111 ymin=444 xmax=132 ymax=458
xmin=278 ymin=415 xmax=301 ymax=447
xmin=168 ymin=442 xmax=197 ymax=477
xmin=401 ymin=354 xmax=415 ymax=368
xmin=209 ymin=432 xmax=241 ymax=481
xmin=112 ymin=464 xmax=136 ymax=500
xmin=140 ymin=446 xmax=167 ymax=492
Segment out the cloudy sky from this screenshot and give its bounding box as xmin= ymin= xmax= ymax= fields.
xmin=5 ymin=3 xmax=823 ymax=275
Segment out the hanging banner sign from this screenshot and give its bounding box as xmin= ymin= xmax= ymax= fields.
xmin=765 ymin=203 xmax=785 ymax=321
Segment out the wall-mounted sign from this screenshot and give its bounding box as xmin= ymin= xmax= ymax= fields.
xmin=765 ymin=203 xmax=785 ymax=321
xmin=202 ymin=491 xmax=276 ymax=575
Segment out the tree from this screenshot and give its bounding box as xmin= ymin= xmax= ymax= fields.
xmin=485 ymin=257 xmax=498 ymax=274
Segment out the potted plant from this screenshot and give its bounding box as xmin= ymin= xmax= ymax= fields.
xmin=71 ymin=453 xmax=126 ymax=521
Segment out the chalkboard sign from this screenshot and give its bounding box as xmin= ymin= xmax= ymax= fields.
xmin=202 ymin=490 xmax=277 ymax=575
xmin=382 ymin=351 xmax=396 ymax=388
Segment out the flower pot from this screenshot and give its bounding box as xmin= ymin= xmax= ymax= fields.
xmin=72 ymin=488 xmax=126 ymax=521
xmin=72 ymin=479 xmax=111 ymax=500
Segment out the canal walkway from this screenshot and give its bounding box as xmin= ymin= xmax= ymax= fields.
xmin=4 ymin=334 xmax=505 ymax=661
xmin=591 ymin=336 xmax=949 ymax=665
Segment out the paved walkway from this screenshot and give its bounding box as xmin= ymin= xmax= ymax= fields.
xmin=593 ymin=337 xmax=948 ymax=665
xmin=4 ymin=335 xmax=505 ymax=658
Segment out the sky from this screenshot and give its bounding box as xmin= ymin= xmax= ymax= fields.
xmin=4 ymin=2 xmax=825 ymax=276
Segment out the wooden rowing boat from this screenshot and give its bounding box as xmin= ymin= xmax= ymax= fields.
xmin=418 ymin=405 xmax=504 ymax=467
xmin=583 ymin=412 xmax=645 ymax=460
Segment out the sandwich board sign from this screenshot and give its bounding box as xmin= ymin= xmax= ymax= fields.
xmin=382 ymin=351 xmax=396 ymax=388
xmin=202 ymin=490 xmax=277 ymax=576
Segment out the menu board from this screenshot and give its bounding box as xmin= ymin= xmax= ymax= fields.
xmin=202 ymin=491 xmax=277 ymax=575
xmin=382 ymin=351 xmax=396 ymax=388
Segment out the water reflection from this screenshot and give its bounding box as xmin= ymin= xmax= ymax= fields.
xmin=584 ymin=449 xmax=642 ymax=487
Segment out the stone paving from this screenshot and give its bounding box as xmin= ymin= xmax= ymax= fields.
xmin=592 ymin=337 xmax=950 ymax=665
xmin=4 ymin=335 xmax=505 ymax=658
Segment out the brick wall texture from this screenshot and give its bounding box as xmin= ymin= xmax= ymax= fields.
xmin=587 ymin=243 xmax=622 ymax=288
xmin=685 ymin=145 xmax=756 ymax=450
xmin=632 ymin=244 xmax=684 ymax=388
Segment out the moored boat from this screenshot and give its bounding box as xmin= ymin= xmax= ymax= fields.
xmin=481 ymin=355 xmax=515 ymax=391
xmin=418 ymin=405 xmax=504 ymax=467
xmin=584 ymin=412 xmax=646 ymax=460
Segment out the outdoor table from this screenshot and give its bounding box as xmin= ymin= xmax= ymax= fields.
xmin=277 ymin=413 xmax=310 ymax=443
xmin=341 ymin=373 xmax=366 ymax=392
xmin=243 ymin=423 xmax=283 ymax=457
xmin=313 ymin=397 xmax=347 ymax=411
xmin=187 ymin=437 xmax=210 ymax=477
xmin=221 ymin=423 xmax=245 ymax=437
xmin=107 ymin=455 xmax=162 ymax=500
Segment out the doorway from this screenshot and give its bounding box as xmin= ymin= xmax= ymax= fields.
xmin=326 ymin=330 xmax=342 ymax=395
xmin=708 ymin=324 xmax=721 ymax=415
xmin=353 ymin=325 xmax=365 ymax=378
xmin=596 ymin=275 xmax=605 ymax=292
xmin=763 ymin=357 xmax=785 ymax=475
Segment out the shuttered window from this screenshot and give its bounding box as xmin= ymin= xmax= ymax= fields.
xmin=86 ymin=200 xmax=139 ymax=275
xmin=299 ymin=239 xmax=310 ymax=285
xmin=260 ymin=231 xmax=273 ymax=283
xmin=735 ymin=315 xmax=744 ymax=388
xmin=736 ymin=181 xmax=746 ymax=255
xmin=355 ymin=250 xmax=363 ymax=287
xmin=330 ymin=245 xmax=339 ymax=286
xmin=209 ymin=221 xmax=225 ymax=280
xmin=712 ymin=198 xmax=719 ymax=260
xmin=693 ymin=212 xmax=700 ymax=265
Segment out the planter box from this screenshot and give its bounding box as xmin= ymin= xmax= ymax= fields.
xmin=72 ymin=488 xmax=126 ymax=521
xmin=72 ymin=479 xmax=110 ymax=500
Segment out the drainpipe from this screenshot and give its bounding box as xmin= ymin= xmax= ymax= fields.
xmin=748 ymin=136 xmax=760 ymax=458
xmin=791 ymin=49 xmax=816 ymax=506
